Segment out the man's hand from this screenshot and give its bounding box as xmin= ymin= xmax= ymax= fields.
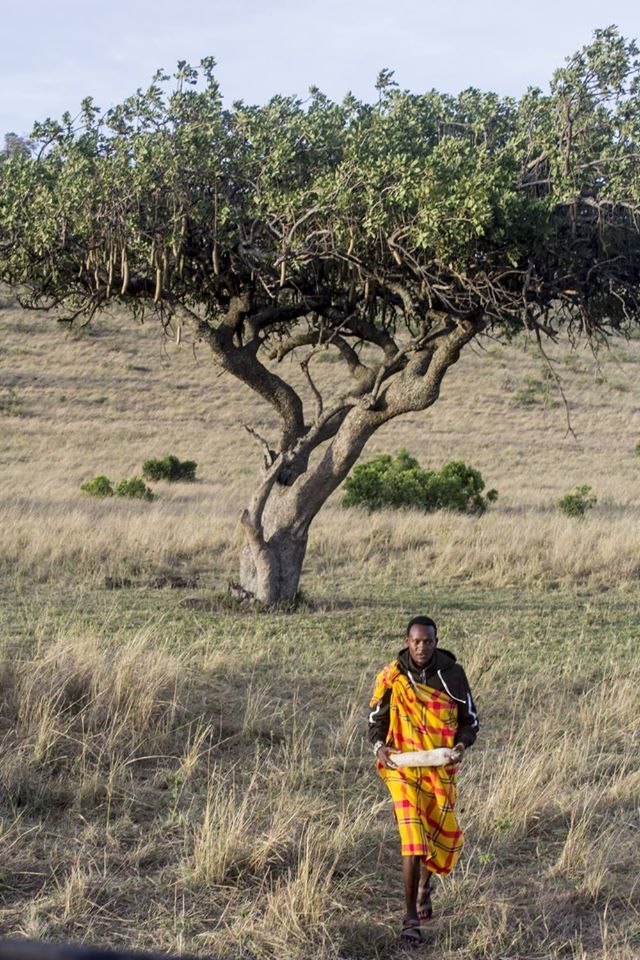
xmin=376 ymin=745 xmax=398 ymax=769
xmin=449 ymin=743 xmax=465 ymax=763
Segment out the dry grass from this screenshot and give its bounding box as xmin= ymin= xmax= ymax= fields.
xmin=1 ymin=291 xmax=640 ymax=958
xmin=0 ymin=596 xmax=637 ymax=958
xmin=0 ymin=614 xmax=385 ymax=957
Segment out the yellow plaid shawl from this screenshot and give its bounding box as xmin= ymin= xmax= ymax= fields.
xmin=370 ymin=659 xmax=463 ymax=875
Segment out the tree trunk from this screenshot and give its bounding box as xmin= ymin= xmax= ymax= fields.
xmin=239 ymin=526 xmax=308 ymax=605
xmin=236 ymin=409 xmax=380 ymax=605
xmin=232 ymin=318 xmax=483 ymax=605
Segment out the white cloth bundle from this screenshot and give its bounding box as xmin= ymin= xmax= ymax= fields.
xmin=389 ymin=748 xmax=457 ymax=767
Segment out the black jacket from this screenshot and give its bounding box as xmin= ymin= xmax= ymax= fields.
xmin=368 ymin=647 xmax=479 ymax=749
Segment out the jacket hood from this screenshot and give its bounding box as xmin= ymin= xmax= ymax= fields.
xmin=398 ymin=647 xmax=457 ymax=673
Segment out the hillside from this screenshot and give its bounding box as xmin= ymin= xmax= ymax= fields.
xmin=1 ymin=290 xmax=639 ymax=593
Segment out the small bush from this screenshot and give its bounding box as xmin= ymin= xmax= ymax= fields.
xmin=142 ymin=454 xmax=197 ymax=482
xmin=80 ymin=475 xmax=114 ymax=498
xmin=0 ymin=387 xmax=24 ymax=416
xmin=114 ymin=477 xmax=156 ymax=501
xmin=343 ymin=450 xmax=497 ymax=514
xmin=557 ymin=485 xmax=597 ymax=518
xmin=634 ymin=440 xmax=640 ymax=457
xmin=512 ymin=376 xmax=557 ymax=408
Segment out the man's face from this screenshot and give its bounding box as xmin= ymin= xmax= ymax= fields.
xmin=406 ymin=624 xmax=437 ymax=668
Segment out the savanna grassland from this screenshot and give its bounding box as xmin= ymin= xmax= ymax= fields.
xmin=0 ymin=286 xmax=639 ymax=960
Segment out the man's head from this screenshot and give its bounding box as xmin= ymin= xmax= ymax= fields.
xmin=405 ymin=615 xmax=438 ymax=668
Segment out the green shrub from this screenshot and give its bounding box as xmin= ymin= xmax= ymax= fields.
xmin=114 ymin=477 xmax=156 ymax=501
xmin=634 ymin=440 xmax=640 ymax=457
xmin=343 ymin=450 xmax=497 ymax=514
xmin=80 ymin=475 xmax=114 ymax=497
xmin=557 ymin=484 xmax=597 ymax=518
xmin=512 ymin=376 xmax=557 ymax=408
xmin=142 ymin=454 xmax=197 ymax=482
xmin=0 ymin=387 xmax=24 ymax=416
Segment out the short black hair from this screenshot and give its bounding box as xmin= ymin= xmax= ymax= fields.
xmin=406 ymin=615 xmax=437 ymax=637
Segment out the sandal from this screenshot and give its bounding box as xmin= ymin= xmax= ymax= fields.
xmin=400 ymin=916 xmax=424 ymax=947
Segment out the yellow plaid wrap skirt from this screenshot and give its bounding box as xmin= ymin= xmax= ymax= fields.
xmin=371 ymin=660 xmax=463 ymax=875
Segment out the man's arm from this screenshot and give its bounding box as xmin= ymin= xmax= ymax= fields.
xmin=368 ymin=685 xmax=392 ymax=747
xmin=454 ymin=668 xmax=479 ymax=749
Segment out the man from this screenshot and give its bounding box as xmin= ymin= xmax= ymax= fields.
xmin=369 ymin=615 xmax=479 ymax=947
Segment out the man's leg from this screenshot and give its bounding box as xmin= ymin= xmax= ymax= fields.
xmin=400 ymin=855 xmax=423 ymax=945
xmin=417 ymin=863 xmax=433 ymax=920
xmin=402 ymin=855 xmax=421 ymax=921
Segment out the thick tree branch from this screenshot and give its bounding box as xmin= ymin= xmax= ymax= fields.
xmin=244 ymin=297 xmax=327 ymax=340
xmin=383 ymin=316 xmax=485 ymax=413
xmin=266 ymin=313 xmax=377 ymax=390
xmin=268 ymin=329 xmax=320 ymax=361
xmin=175 ymin=303 xmax=307 ymax=450
xmin=277 ymin=314 xmax=484 ymax=531
xmin=337 ymin=310 xmax=399 ymax=360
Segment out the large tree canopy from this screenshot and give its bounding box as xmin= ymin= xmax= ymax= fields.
xmin=1 ymin=27 xmax=639 ymax=602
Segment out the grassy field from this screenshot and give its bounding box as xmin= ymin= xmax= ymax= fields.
xmin=1 ymin=290 xmax=639 ymax=958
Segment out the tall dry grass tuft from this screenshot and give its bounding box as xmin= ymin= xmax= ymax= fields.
xmin=0 ymin=627 xmax=191 ymax=821
xmin=310 ymin=506 xmax=640 ymax=592
xmin=258 ymin=827 xmax=348 ymax=953
xmin=13 ymin=630 xmax=183 ymax=754
xmin=553 ymin=807 xmax=620 ymax=900
xmin=188 ymin=766 xmax=256 ymax=885
xmin=0 ymin=501 xmax=236 ymax=586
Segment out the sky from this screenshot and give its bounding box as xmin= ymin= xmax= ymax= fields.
xmin=2 ymin=0 xmax=640 ymax=137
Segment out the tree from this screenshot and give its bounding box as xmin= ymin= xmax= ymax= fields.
xmin=1 ymin=132 xmax=31 ymax=159
xmin=1 ymin=30 xmax=639 ymax=603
